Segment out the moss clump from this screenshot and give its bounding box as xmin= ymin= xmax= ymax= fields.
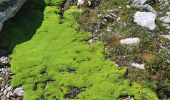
xmin=5 ymin=0 xmax=158 ymax=100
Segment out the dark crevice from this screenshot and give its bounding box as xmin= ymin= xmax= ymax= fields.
xmin=64 ymin=87 xmax=82 ymax=99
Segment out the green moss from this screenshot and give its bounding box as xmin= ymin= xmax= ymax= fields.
xmin=1 ymin=0 xmax=158 ymax=100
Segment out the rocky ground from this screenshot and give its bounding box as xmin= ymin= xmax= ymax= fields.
xmin=77 ymin=0 xmax=170 ymax=99
xmin=0 ymin=50 xmax=24 ymax=100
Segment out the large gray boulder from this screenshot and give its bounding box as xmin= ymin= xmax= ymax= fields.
xmin=0 ymin=0 xmax=26 ymax=31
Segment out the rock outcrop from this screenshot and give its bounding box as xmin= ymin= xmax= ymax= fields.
xmin=0 ymin=0 xmax=26 ymax=31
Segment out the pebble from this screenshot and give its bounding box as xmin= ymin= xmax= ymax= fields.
xmin=0 ymin=56 xmax=10 ymax=64
xmin=14 ymin=87 xmax=24 ymax=97
xmin=131 ymin=63 xmax=145 ymax=69
xmin=120 ymin=37 xmax=140 ymax=45
xmin=159 ymin=16 xmax=170 ymax=24
xmin=161 ymin=35 xmax=170 ymax=40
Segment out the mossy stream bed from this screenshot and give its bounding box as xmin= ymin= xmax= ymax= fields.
xmin=0 ymin=0 xmax=158 ymax=99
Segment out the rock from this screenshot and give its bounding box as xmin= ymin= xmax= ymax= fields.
xmin=88 ymin=39 xmax=93 ymax=44
xmin=159 ymin=0 xmax=169 ymax=6
xmin=166 ymin=26 xmax=170 ymax=29
xmin=0 ymin=0 xmax=27 ymax=31
xmin=166 ymin=12 xmax=170 ymax=16
xmin=132 ymin=0 xmax=147 ymax=5
xmin=77 ymin=0 xmax=84 ymax=5
xmin=6 ymin=86 xmax=12 ymax=92
xmin=161 ymin=35 xmax=170 ymax=40
xmin=132 ymin=0 xmax=157 ymax=14
xmin=106 ymin=29 xmax=112 ymax=32
xmin=159 ymin=16 xmax=170 ymax=24
xmin=162 ymin=24 xmax=170 ymax=29
xmin=134 ymin=11 xmax=157 ymax=30
xmin=131 ymin=63 xmax=145 ymax=69
xmin=120 ymin=37 xmax=140 ymax=45
xmin=0 ymin=56 xmax=10 ymax=64
xmin=14 ymin=87 xmax=24 ymax=96
xmin=123 ymin=96 xmax=135 ymax=100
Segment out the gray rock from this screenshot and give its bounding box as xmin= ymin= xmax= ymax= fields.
xmin=132 ymin=0 xmax=157 ymax=14
xmin=0 ymin=56 xmax=10 ymax=64
xmin=132 ymin=0 xmax=147 ymax=5
xmin=159 ymin=0 xmax=169 ymax=6
xmin=14 ymin=87 xmax=24 ymax=96
xmin=0 ymin=0 xmax=27 ymax=31
xmin=134 ymin=11 xmax=157 ymax=30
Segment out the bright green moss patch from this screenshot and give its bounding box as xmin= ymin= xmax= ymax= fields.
xmin=8 ymin=1 xmax=159 ymax=100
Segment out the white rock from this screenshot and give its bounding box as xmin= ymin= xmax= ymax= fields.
xmin=134 ymin=11 xmax=157 ymax=30
xmin=159 ymin=16 xmax=170 ymax=24
xmin=14 ymin=87 xmax=24 ymax=96
xmin=166 ymin=26 xmax=170 ymax=29
xmin=161 ymin=35 xmax=170 ymax=40
xmin=166 ymin=12 xmax=170 ymax=16
xmin=120 ymin=37 xmax=140 ymax=45
xmin=131 ymin=63 xmax=145 ymax=69
xmin=0 ymin=56 xmax=10 ymax=64
xmin=88 ymin=39 xmax=93 ymax=44
xmin=77 ymin=0 xmax=84 ymax=5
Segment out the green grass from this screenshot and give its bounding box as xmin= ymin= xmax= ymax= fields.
xmin=0 ymin=0 xmax=159 ymax=99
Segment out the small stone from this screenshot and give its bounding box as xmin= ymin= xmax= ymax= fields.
xmin=126 ymin=5 xmax=130 ymax=9
xmin=166 ymin=26 xmax=170 ymax=29
xmin=161 ymin=35 xmax=170 ymax=40
xmin=14 ymin=87 xmax=24 ymax=96
xmin=134 ymin=11 xmax=157 ymax=30
xmin=159 ymin=16 xmax=170 ymax=24
xmin=0 ymin=56 xmax=10 ymax=64
xmin=120 ymin=37 xmax=140 ymax=45
xmin=77 ymin=0 xmax=84 ymax=5
xmin=131 ymin=63 xmax=145 ymax=69
xmin=166 ymin=12 xmax=170 ymax=16
xmin=6 ymin=86 xmax=12 ymax=92
xmin=132 ymin=0 xmax=147 ymax=5
xmin=88 ymin=39 xmax=93 ymax=44
xmin=106 ymin=28 xmax=112 ymax=32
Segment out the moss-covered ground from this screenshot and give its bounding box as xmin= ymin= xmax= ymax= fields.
xmin=0 ymin=0 xmax=159 ymax=99
xmin=77 ymin=0 xmax=170 ymax=98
